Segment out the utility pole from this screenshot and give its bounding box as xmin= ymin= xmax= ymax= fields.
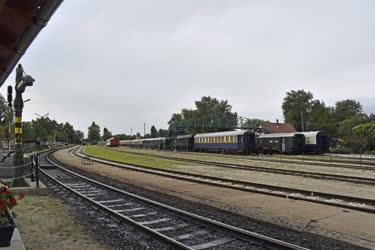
xmin=143 ymin=123 xmax=146 ymax=137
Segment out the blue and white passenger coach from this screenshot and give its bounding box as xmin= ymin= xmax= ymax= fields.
xmin=300 ymin=131 xmax=329 ymax=154
xmin=193 ymin=130 xmax=256 ymax=153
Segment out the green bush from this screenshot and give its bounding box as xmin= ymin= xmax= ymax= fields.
xmin=330 ymin=147 xmax=352 ymax=154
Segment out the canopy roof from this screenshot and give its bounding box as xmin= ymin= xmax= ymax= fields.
xmin=0 ymin=0 xmax=63 ymax=87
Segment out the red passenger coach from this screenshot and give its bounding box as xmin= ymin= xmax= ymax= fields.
xmin=106 ymin=137 xmax=120 ymax=147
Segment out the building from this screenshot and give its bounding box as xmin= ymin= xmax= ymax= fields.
xmin=260 ymin=120 xmax=297 ymax=134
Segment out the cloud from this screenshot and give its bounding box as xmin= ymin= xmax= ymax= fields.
xmin=2 ymin=0 xmax=375 ymax=134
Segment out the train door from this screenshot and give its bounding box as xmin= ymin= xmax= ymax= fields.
xmin=282 ymin=138 xmax=286 ymax=153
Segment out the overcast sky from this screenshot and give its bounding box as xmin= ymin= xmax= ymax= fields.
xmin=2 ymin=0 xmax=375 ymax=136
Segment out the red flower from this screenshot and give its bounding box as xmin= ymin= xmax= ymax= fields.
xmin=18 ymin=192 xmax=25 ymax=200
xmin=1 ymin=186 xmax=7 ymax=193
xmin=9 ymin=197 xmax=16 ymax=205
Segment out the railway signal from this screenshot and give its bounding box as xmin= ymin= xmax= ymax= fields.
xmin=13 ymin=64 xmax=34 ymax=169
xmin=7 ymin=85 xmax=12 ymax=107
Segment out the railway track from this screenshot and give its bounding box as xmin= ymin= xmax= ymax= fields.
xmin=40 ymin=151 xmax=307 ymax=250
xmin=106 ymin=148 xmax=375 ymax=186
xmin=236 ymin=155 xmax=375 ymax=171
xmin=75 ymin=147 xmax=375 ymax=213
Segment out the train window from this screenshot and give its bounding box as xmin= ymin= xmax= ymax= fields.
xmin=270 ymin=140 xmax=273 ymax=143
xmin=275 ymin=140 xmax=279 ymax=143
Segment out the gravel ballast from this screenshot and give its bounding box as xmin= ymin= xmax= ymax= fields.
xmin=48 ymin=153 xmax=366 ymax=250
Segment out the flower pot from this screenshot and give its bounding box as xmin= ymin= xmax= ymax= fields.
xmin=0 ymin=210 xmax=16 ymax=247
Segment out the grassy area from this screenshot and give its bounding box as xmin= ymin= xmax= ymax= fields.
xmin=84 ymin=145 xmax=189 ymax=169
xmin=14 ymin=195 xmax=104 ymax=250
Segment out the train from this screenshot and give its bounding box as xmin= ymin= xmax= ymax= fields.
xmin=114 ymin=130 xmax=329 ymax=154
xmin=106 ymin=137 xmax=120 ymax=147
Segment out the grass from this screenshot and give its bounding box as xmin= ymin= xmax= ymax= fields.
xmin=14 ymin=195 xmax=104 ymax=250
xmin=83 ymin=145 xmax=188 ymax=169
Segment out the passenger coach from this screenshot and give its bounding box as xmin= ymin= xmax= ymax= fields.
xmin=257 ymin=133 xmax=305 ymax=154
xmin=299 ymin=131 xmax=329 ymax=154
xmin=194 ymin=130 xmax=255 ymax=153
xmin=176 ymin=135 xmax=194 ymax=151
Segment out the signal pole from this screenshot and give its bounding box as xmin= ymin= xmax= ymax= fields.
xmin=13 ymin=64 xmax=34 ymax=169
xmin=6 ymin=86 xmax=12 ymax=150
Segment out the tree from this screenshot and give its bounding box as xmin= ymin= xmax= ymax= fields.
xmin=150 ymin=126 xmax=157 ymax=138
xmin=102 ymin=127 xmax=112 ymax=141
xmin=168 ymin=96 xmax=238 ymax=135
xmin=62 ymin=122 xmax=75 ymax=143
xmin=114 ymin=133 xmax=135 ymax=140
xmin=353 ymin=122 xmax=375 ymax=151
xmin=337 ymin=116 xmax=367 ymax=152
xmin=88 ymin=122 xmax=101 ymax=144
xmin=334 ymin=99 xmax=363 ymax=122
xmin=282 ymin=90 xmax=314 ymax=131
xmin=368 ymin=114 xmax=375 ymax=122
xmin=157 ymin=129 xmax=169 ymax=137
xmin=0 ymin=93 xmax=12 ymax=143
xmin=73 ymin=130 xmax=84 ymax=144
xmin=308 ymin=100 xmax=336 ymax=136
xmin=243 ymin=118 xmax=268 ymax=129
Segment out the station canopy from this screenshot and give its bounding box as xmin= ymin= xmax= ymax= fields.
xmin=0 ymin=0 xmax=63 ymax=87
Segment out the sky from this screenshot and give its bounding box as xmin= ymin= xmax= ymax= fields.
xmin=2 ymin=0 xmax=375 ymax=136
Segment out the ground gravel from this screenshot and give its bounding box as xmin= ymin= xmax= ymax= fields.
xmin=41 ymin=174 xmax=172 ymax=249
xmin=49 ymin=154 xmax=366 ymax=250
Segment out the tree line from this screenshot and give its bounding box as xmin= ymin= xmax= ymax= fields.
xmin=282 ymin=90 xmax=375 ymax=153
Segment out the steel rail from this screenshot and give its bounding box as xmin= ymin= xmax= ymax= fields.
xmin=185 ymin=151 xmax=375 ymax=170
xmin=74 ymin=148 xmax=375 ymax=213
xmin=108 ymin=148 xmax=375 ymax=185
xmin=42 ymin=151 xmax=308 ymax=250
xmin=128 ymin=148 xmax=375 ymax=170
